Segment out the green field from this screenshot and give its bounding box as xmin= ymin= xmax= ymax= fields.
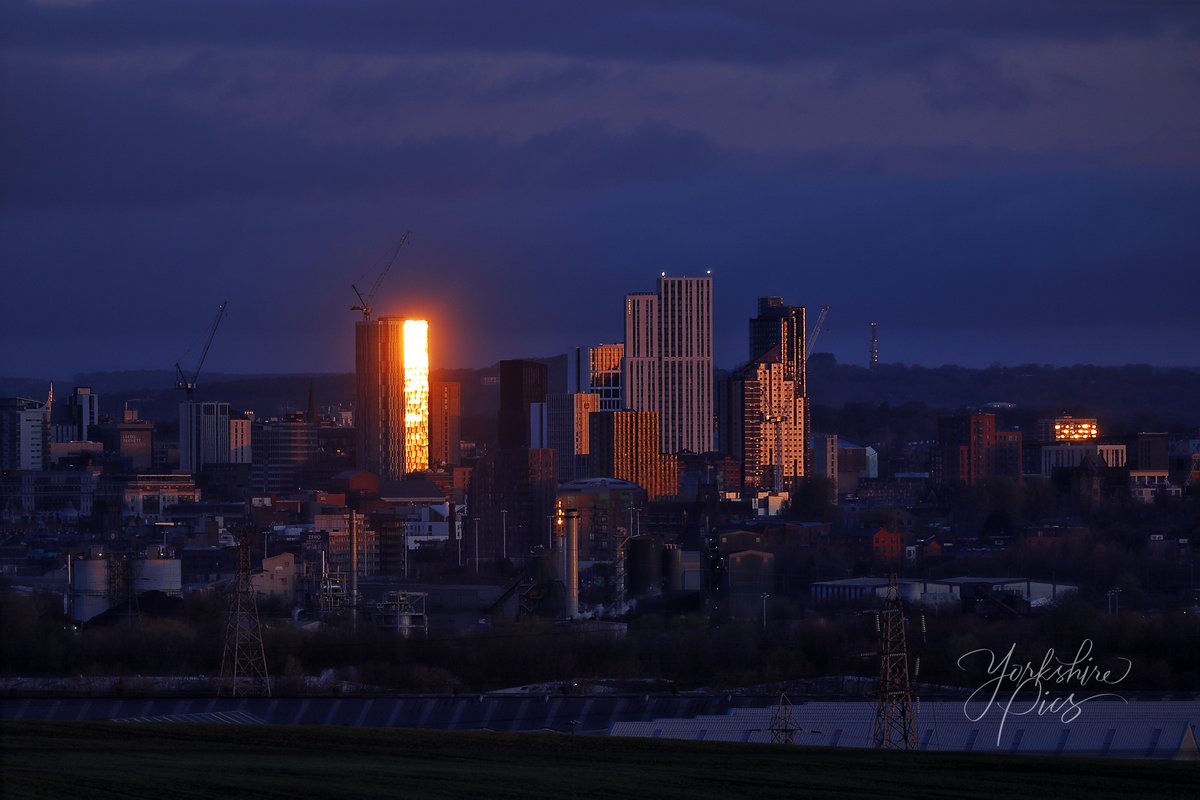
xmin=3 ymin=722 xmax=1197 ymax=799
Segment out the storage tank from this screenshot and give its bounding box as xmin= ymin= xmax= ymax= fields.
xmin=662 ymin=544 xmax=683 ymax=592
xmin=626 ymin=536 xmax=663 ymax=597
xmin=71 ymin=558 xmax=109 ymax=622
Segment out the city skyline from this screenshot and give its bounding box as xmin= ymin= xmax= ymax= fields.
xmin=3 ymin=2 xmax=1199 ymax=379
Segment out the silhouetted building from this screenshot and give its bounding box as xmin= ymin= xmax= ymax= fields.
xmin=253 ymin=414 xmax=317 ymax=494
xmin=624 ymin=275 xmax=713 ymax=454
xmin=429 ymin=380 xmax=462 ymax=466
xmin=749 ymin=297 xmax=810 ymax=472
xmin=468 ymin=447 xmax=557 ymax=561
xmin=498 ymin=360 xmax=547 ymax=450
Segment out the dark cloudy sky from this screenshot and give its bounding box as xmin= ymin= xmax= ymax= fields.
xmin=2 ymin=1 xmax=1198 ymax=378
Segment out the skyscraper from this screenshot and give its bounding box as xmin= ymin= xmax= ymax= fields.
xmin=719 ymin=355 xmax=804 ymax=493
xmin=589 ymin=410 xmax=679 ymax=502
xmin=356 ymin=317 xmax=430 ymax=481
xmin=623 ymin=275 xmax=713 ymax=454
xmin=748 ymin=296 xmax=810 ymax=474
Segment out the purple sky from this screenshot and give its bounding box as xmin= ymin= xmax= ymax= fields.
xmin=2 ymin=1 xmax=1198 ymax=377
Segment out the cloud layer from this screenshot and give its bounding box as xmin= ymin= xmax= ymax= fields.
xmin=2 ymin=0 xmax=1198 ymax=377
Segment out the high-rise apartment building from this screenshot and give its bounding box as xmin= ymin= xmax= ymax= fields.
xmin=748 ymin=297 xmax=810 ymax=473
xmin=498 ymin=359 xmax=547 ymax=450
xmin=589 ymin=410 xmax=678 ymax=501
xmin=623 ymin=275 xmax=713 ymax=454
xmin=355 ymin=317 xmax=430 ymax=481
xmin=179 ymin=401 xmax=230 ymax=474
xmin=429 ymin=380 xmax=462 ymax=466
xmin=719 ymin=356 xmax=804 ymax=492
xmin=569 ymin=343 xmax=624 ymax=412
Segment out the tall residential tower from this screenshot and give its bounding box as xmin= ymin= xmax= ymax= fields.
xmin=623 ymin=275 xmax=713 ymax=455
xmin=355 ymin=317 xmax=429 ymax=481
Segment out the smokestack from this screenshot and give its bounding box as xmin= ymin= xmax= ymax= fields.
xmin=562 ymin=508 xmax=579 ymax=618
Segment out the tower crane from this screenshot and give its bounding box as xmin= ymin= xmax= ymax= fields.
xmin=806 ymin=304 xmax=830 ymax=358
xmin=351 ymin=231 xmax=411 ymax=321
xmin=175 ymin=300 xmax=228 ymax=401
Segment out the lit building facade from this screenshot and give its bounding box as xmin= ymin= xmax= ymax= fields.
xmin=1054 ymin=416 xmax=1099 ymax=442
xmin=569 ymin=343 xmax=624 ymax=412
xmin=623 ymin=275 xmax=713 ymax=454
xmin=589 ymin=410 xmax=678 ymax=502
xmin=719 ymin=357 xmax=804 ymax=493
xmin=355 ymin=317 xmax=429 ymax=481
xmin=748 ymin=297 xmax=810 ymax=474
xmin=229 ymin=417 xmax=252 ymax=465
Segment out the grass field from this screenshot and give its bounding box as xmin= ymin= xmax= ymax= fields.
xmin=3 ymin=722 xmax=1198 ymax=799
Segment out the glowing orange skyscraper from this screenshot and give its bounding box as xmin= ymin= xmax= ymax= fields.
xmin=355 ymin=317 xmax=429 ymax=481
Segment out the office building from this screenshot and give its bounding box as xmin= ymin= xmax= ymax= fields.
xmin=498 ymin=359 xmax=547 ymax=450
xmin=252 ymin=414 xmax=317 ymax=493
xmin=51 ymin=386 xmax=100 ymax=443
xmin=569 ymin=343 xmax=624 ymax=412
xmin=0 ymin=396 xmax=50 ymax=471
xmin=356 ymin=317 xmax=430 ymax=481
xmin=719 ymin=356 xmax=804 ymax=493
xmin=589 ymin=411 xmax=678 ymax=502
xmin=623 ymin=275 xmax=713 ymax=454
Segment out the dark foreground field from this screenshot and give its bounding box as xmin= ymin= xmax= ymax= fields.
xmin=3 ymin=722 xmax=1197 ymax=799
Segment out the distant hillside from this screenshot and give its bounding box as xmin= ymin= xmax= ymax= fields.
xmin=808 ymin=355 xmax=1200 ymax=429
xmin=4 ymin=357 xmax=1197 ymax=429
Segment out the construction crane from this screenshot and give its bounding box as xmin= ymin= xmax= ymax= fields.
xmin=805 ymin=304 xmax=830 ymax=358
xmin=174 ymin=300 xmax=228 ymax=401
xmin=351 ymin=231 xmax=411 ymax=321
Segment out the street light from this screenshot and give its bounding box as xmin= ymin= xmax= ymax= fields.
xmin=761 ymin=593 xmax=770 ymax=630
xmin=473 ymin=518 xmax=479 ymax=575
xmin=500 ymin=509 xmax=508 ymax=561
